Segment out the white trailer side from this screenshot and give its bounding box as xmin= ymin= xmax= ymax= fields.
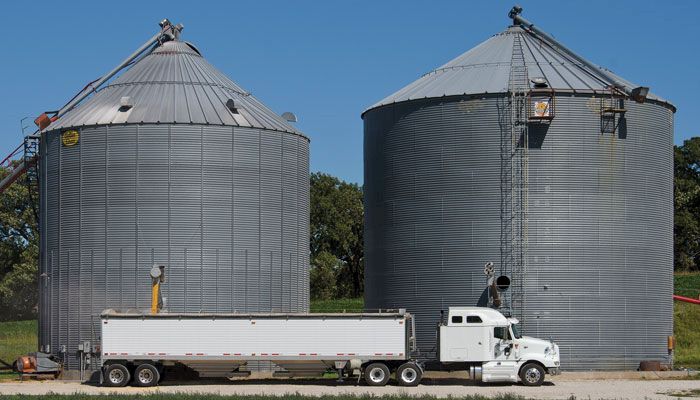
xmin=100 ymin=310 xmax=417 ymax=386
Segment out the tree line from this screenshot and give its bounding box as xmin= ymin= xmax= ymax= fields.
xmin=1 ymin=141 xmax=699 ymax=320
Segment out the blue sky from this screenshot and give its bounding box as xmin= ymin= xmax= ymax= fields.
xmin=0 ymin=0 xmax=696 ymax=184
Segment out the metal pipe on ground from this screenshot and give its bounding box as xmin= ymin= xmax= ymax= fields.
xmin=673 ymin=295 xmax=700 ymax=305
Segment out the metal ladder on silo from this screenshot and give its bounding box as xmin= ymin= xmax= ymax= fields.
xmin=500 ymin=31 xmax=529 ymax=320
xmin=23 ymin=135 xmax=40 ymax=222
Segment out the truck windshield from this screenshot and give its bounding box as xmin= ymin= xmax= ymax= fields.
xmin=511 ymin=323 xmax=523 ymax=339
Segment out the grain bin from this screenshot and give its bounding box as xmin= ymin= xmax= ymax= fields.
xmin=37 ymin=21 xmax=310 ymax=374
xmin=363 ymin=7 xmax=674 ymax=370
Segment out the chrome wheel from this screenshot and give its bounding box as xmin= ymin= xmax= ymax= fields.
xmin=401 ymin=367 xmax=417 ymax=384
xmin=369 ymin=367 xmax=386 ymax=384
xmin=396 ymin=362 xmax=423 ymax=386
xmin=138 ymin=368 xmax=154 ymax=385
xmin=524 ymin=367 xmax=541 ymax=384
xmin=108 ymin=368 xmax=124 ymax=385
xmin=364 ymin=362 xmax=390 ymax=386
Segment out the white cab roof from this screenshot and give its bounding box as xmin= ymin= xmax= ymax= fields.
xmin=448 ymin=307 xmax=509 ymax=325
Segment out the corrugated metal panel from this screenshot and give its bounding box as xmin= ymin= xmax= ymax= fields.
xmin=39 ymin=124 xmax=310 ymax=370
xmin=101 ymin=313 xmax=408 ymax=360
xmin=368 ymin=26 xmax=672 ymax=111
xmin=363 ymin=95 xmax=673 ymax=370
xmin=45 ymin=41 xmax=303 ymax=136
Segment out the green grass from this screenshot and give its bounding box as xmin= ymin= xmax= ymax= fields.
xmin=675 ymin=272 xmax=700 ymax=298
xmin=674 ymin=272 xmax=700 ymax=369
xmin=0 ymin=395 xmax=525 ymax=400
xmin=310 ymin=298 xmax=364 ymax=313
xmin=0 ymin=320 xmax=37 ymax=381
xmin=0 ymin=320 xmax=36 ymax=364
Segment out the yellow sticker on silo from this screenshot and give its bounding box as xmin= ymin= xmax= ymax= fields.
xmin=61 ymin=130 xmax=80 ymax=147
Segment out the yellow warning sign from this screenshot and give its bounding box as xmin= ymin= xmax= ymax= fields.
xmin=61 ymin=130 xmax=80 ymax=147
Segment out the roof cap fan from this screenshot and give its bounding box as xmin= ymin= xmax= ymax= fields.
xmin=281 ymin=112 xmax=297 ymax=123
xmin=531 ymin=77 xmax=548 ymax=88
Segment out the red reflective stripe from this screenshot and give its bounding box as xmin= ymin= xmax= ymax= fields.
xmin=299 ymin=353 xmax=306 ymax=356
xmin=310 ymin=353 xmax=318 ymax=356
xmin=120 ymin=353 xmax=128 ymax=355
xmin=159 ymin=353 xmax=166 ymax=356
xmin=272 ymin=353 xmax=279 ymax=356
xmin=196 ymin=353 xmax=204 ymax=356
xmin=223 ymin=353 xmax=231 ymax=356
xmin=185 ymin=353 xmax=193 ymax=355
xmin=374 ymin=353 xmax=382 ymax=355
xmin=386 ymin=353 xmax=393 ymax=356
xmin=148 ymin=353 xmax=156 ymax=355
xmin=234 ymin=353 xmax=242 ymax=356
xmin=104 ymin=353 xmax=108 ymax=356
xmin=348 ymin=353 xmax=356 ymax=356
xmin=337 ymin=353 xmax=344 ymax=356
xmin=261 ymin=353 xmax=268 ymax=356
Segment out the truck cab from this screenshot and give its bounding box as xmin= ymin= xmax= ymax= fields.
xmin=438 ymin=307 xmax=560 ymax=386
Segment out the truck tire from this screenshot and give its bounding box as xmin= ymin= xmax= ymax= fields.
xmin=364 ymin=363 xmax=390 ymax=386
xmin=103 ymin=363 xmax=130 ymax=387
xmin=133 ymin=363 xmax=160 ymax=387
xmin=396 ymin=362 xmax=422 ymax=386
xmin=519 ymin=363 xmax=545 ymax=386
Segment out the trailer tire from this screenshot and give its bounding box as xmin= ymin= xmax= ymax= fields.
xmin=103 ymin=363 xmax=130 ymax=387
xmin=396 ymin=362 xmax=422 ymax=386
xmin=364 ymin=363 xmax=390 ymax=386
xmin=133 ymin=363 xmax=160 ymax=387
xmin=519 ymin=363 xmax=545 ymax=386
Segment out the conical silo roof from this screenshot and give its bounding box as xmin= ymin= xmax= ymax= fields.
xmin=367 ymin=26 xmax=672 ymax=112
xmin=47 ymin=40 xmax=302 ymax=135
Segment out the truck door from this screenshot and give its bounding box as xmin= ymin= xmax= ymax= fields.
xmin=483 ymin=325 xmax=519 ymax=382
xmin=492 ymin=326 xmax=515 ymax=361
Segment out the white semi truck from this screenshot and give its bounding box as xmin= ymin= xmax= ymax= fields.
xmin=99 ymin=306 xmax=560 ymax=387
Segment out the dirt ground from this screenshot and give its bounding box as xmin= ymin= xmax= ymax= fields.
xmin=0 ymin=372 xmax=698 ymax=399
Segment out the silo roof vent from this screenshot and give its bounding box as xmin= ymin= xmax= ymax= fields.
xmin=365 ymin=7 xmax=673 ymax=114
xmin=44 ymin=25 xmax=303 ymax=137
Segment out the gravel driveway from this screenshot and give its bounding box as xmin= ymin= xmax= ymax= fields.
xmin=0 ymin=376 xmax=698 ymax=399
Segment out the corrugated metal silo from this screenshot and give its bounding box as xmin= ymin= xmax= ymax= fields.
xmin=363 ymin=14 xmax=674 ymax=370
xmin=38 ymin=28 xmax=310 ymax=373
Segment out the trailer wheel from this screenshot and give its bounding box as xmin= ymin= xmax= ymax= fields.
xmin=396 ymin=362 xmax=422 ymax=386
xmin=103 ymin=363 xmax=130 ymax=387
xmin=519 ymin=363 xmax=545 ymax=386
xmin=133 ymin=363 xmax=160 ymax=387
xmin=364 ymin=363 xmax=390 ymax=386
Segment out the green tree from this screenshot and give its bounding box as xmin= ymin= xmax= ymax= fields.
xmin=309 ymin=251 xmax=339 ymax=300
xmin=310 ymin=172 xmax=364 ymax=298
xmin=0 ymin=164 xmax=38 ymax=321
xmin=675 ymin=137 xmax=700 ymax=272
